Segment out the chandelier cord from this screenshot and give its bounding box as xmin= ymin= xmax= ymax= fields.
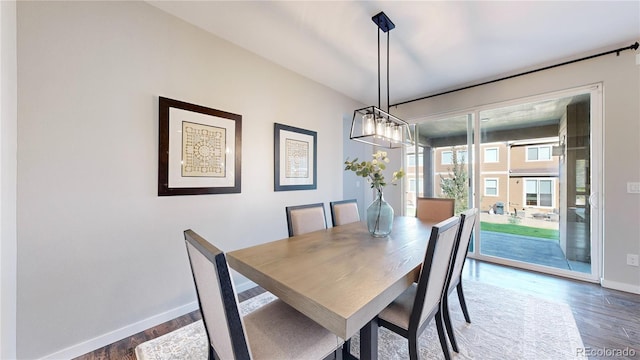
xmin=387 ymin=31 xmax=390 ymax=113
xmin=377 ymin=27 xmax=381 ymax=110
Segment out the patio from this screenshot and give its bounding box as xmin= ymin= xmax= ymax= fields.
xmin=476 ymin=213 xmax=591 ymax=273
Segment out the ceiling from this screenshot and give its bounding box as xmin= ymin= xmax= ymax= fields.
xmin=148 ymin=1 xmax=639 ymax=108
xmin=415 ymin=93 xmax=590 ymax=144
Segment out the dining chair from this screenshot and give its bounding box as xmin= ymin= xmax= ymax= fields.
xmin=376 ymin=216 xmax=461 ymax=360
xmin=416 ymin=197 xmax=455 ymax=222
xmin=183 ymin=229 xmax=343 ymax=360
xmin=285 ymin=202 xmax=327 ymax=237
xmin=442 ymin=208 xmax=478 ymax=353
xmin=329 ymin=199 xmax=360 ymax=226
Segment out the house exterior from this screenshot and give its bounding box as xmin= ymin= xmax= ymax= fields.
xmin=434 ymin=139 xmax=560 ymax=217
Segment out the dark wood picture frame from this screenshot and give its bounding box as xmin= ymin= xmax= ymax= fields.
xmin=274 ymin=123 xmax=317 ymax=191
xmin=158 ymin=97 xmax=241 ymax=196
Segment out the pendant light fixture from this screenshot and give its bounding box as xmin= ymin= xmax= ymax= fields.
xmin=350 ymin=11 xmax=412 ymax=149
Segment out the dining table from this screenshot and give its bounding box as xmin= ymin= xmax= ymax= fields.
xmin=227 ymin=216 xmax=435 ymax=360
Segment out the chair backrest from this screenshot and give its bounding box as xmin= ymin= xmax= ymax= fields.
xmin=416 ymin=197 xmax=455 ymax=222
xmin=330 ymin=199 xmax=360 ymax=226
xmin=184 ymin=229 xmax=252 ymax=360
xmin=448 ymin=208 xmax=478 ymax=292
xmin=410 ymin=216 xmax=461 ymax=329
xmin=286 ymin=203 xmax=327 ymax=237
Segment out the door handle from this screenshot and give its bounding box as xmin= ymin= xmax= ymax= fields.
xmin=588 ymin=193 xmax=598 ymax=209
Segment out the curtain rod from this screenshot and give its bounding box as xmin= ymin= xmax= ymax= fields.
xmin=391 ymin=41 xmax=639 ymax=108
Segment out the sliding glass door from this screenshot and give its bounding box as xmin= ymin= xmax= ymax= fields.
xmin=406 ymin=114 xmax=474 ymax=217
xmin=407 ymin=85 xmax=601 ymax=282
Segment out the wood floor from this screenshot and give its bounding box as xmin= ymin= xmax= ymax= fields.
xmin=74 ymin=260 xmax=639 ymax=360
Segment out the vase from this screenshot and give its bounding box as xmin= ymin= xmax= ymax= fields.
xmin=366 ymin=189 xmax=394 ymax=237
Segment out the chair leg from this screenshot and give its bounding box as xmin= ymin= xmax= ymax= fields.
xmin=408 ymin=335 xmax=420 ymax=360
xmin=442 ymin=295 xmax=459 ymax=353
xmin=456 ymin=281 xmax=471 ymax=323
xmin=323 ymin=349 xmax=341 ymax=360
xmin=435 ymin=310 xmax=451 ymax=360
xmin=341 ymin=339 xmax=351 ymax=359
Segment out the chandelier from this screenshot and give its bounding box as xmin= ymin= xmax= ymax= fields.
xmin=350 ymin=11 xmax=412 ymax=149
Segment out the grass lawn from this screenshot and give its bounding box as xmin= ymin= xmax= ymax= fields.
xmin=480 ymin=222 xmax=559 ymax=240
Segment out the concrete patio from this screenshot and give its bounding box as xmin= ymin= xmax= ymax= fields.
xmin=477 ymin=213 xmax=591 ymax=273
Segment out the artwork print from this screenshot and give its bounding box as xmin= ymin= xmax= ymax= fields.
xmin=274 ymin=123 xmax=317 ymax=191
xmin=158 ymin=97 xmax=241 ymax=196
xmin=182 ymin=121 xmax=226 ymax=178
xmin=285 ymin=138 xmax=309 ymax=178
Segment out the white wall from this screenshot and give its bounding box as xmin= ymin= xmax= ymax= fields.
xmin=394 ymin=44 xmax=640 ymax=293
xmin=341 ymin=114 xmax=370 ymax=215
xmin=1 ymin=1 xmax=18 ymax=359
xmin=16 ymin=2 xmax=362 ymax=359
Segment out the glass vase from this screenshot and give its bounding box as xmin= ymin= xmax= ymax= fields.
xmin=366 ymin=189 xmax=394 ymax=237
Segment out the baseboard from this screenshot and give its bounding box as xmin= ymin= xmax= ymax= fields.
xmin=39 ymin=278 xmax=257 ymax=359
xmin=601 ymin=279 xmax=640 ymax=294
xmin=39 ymin=301 xmax=198 ymax=360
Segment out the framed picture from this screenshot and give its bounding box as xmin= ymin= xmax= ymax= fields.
xmin=158 ymin=97 xmax=241 ymax=196
xmin=274 ymin=123 xmax=317 ymax=191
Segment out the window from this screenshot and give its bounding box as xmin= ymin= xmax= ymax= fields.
xmin=457 ymin=150 xmax=468 ymax=164
xmin=527 ymin=145 xmax=552 ymax=161
xmin=407 ymin=154 xmax=423 ymax=167
xmin=484 ymin=148 xmax=498 ymax=163
xmin=484 ymin=178 xmax=498 ymax=196
xmin=442 ymin=150 xmax=468 ymax=165
xmin=442 ymin=151 xmax=453 ymax=165
xmin=525 ymin=179 xmax=554 ymax=207
xmin=409 ymin=179 xmax=416 ymax=192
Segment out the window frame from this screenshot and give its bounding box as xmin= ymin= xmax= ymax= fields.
xmin=526 ymin=145 xmax=552 ymax=162
xmin=524 ymin=178 xmax=555 ymax=208
xmin=457 ymin=150 xmax=468 ymax=164
xmin=484 ymin=147 xmax=499 ymax=163
xmin=441 ymin=150 xmax=453 ymax=165
xmin=484 ymin=178 xmax=499 ymax=197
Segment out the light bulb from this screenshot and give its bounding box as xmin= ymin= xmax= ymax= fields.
xmin=384 ymin=122 xmax=393 ymax=139
xmin=375 ymin=117 xmax=385 ymax=136
xmin=362 ymin=114 xmax=374 ymax=135
xmin=393 ymin=125 xmax=402 ymax=142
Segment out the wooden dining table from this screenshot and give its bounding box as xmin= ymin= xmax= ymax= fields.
xmin=227 ymin=216 xmax=435 ymax=360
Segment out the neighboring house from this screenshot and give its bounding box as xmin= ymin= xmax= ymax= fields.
xmin=404 ymin=149 xmax=423 ymax=211
xmin=434 ymin=138 xmax=560 ymax=217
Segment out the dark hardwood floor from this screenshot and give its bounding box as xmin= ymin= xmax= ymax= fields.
xmin=74 ymin=260 xmax=639 ymax=359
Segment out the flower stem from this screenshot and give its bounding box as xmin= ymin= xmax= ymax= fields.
xmin=374 ymin=188 xmax=382 ymax=233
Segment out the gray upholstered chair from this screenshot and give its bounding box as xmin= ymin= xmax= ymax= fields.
xmin=184 ymin=229 xmax=343 ymax=360
xmin=285 ymin=203 xmax=327 ymax=237
xmin=442 ymin=208 xmax=478 ymax=353
xmin=376 ymin=216 xmax=461 ymax=360
xmin=329 ymin=199 xmax=360 ymax=226
xmin=416 ymin=197 xmax=455 ymax=222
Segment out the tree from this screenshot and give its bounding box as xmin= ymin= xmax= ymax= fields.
xmin=440 ymin=148 xmax=469 ymax=214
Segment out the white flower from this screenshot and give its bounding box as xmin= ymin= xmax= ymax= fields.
xmin=344 ymin=151 xmax=404 ymax=191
